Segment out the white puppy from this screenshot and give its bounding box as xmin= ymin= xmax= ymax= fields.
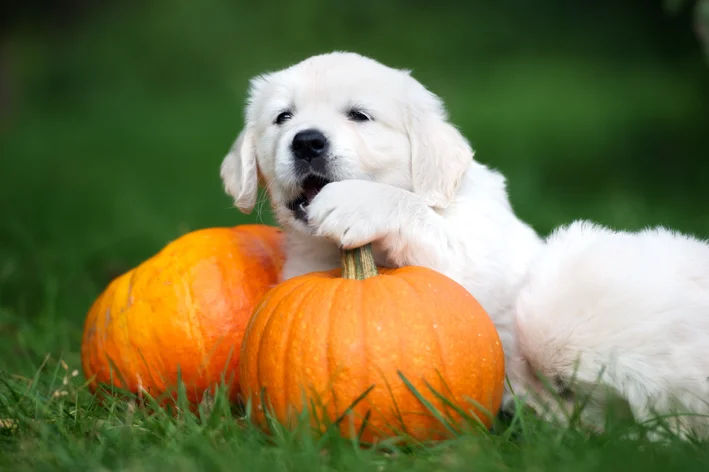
xmin=220 ymin=51 xmax=543 ymax=401
xmin=506 ymin=220 xmax=709 ymax=439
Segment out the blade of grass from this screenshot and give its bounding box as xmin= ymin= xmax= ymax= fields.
xmin=397 ymin=371 xmax=460 ymax=438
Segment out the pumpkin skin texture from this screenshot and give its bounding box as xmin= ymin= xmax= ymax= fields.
xmin=81 ymin=224 xmax=284 ymax=404
xmin=239 ymin=245 xmax=505 ymax=443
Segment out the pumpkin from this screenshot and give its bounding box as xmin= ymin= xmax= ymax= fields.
xmin=239 ymin=244 xmax=505 ymax=443
xmin=81 ymin=224 xmax=284 ymax=404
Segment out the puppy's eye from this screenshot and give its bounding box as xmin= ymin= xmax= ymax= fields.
xmin=347 ymin=109 xmax=372 ymax=122
xmin=275 ymin=111 xmax=293 ymax=125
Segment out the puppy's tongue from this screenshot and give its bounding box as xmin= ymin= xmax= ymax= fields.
xmin=300 ymin=175 xmax=330 ymax=205
xmin=304 ymin=187 xmax=320 ymax=203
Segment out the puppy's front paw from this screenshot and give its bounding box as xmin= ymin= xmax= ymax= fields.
xmin=306 ymin=180 xmax=400 ymax=249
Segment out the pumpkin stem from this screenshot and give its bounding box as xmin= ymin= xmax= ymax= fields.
xmin=341 ymin=244 xmax=378 ymax=280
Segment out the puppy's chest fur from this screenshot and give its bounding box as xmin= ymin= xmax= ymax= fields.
xmin=280 ymin=234 xmax=398 ymax=281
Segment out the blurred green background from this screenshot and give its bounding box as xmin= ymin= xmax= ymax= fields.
xmin=0 ymin=0 xmax=708 ymax=370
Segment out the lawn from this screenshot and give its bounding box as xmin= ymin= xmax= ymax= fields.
xmin=2 ymin=0 xmax=709 ymax=470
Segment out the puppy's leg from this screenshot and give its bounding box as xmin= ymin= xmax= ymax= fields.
xmin=306 ymin=179 xmax=462 ymax=271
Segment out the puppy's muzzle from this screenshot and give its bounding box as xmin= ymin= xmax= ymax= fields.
xmin=286 ymin=175 xmax=331 ymax=222
xmin=287 ymin=128 xmax=332 ymax=222
xmin=291 ymin=128 xmax=331 ymax=181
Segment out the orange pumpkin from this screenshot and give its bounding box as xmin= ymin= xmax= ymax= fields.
xmin=239 ymin=244 xmax=505 ymax=443
xmin=81 ymin=224 xmax=284 ymax=404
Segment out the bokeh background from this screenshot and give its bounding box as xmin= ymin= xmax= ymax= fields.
xmin=1 ymin=0 xmax=708 ymax=371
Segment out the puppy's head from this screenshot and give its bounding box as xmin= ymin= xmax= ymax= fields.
xmin=220 ymin=51 xmax=473 ymax=230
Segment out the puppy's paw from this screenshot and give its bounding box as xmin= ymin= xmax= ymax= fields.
xmin=306 ymin=180 xmax=403 ymax=249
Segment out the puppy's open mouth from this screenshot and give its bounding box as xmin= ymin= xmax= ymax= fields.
xmin=286 ymin=175 xmax=331 ymax=221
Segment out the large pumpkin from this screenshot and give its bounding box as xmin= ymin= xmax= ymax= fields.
xmin=239 ymin=244 xmax=505 ymax=443
xmin=81 ymin=224 xmax=284 ymax=404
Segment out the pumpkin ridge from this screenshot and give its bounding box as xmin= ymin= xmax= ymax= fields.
xmin=378 ymin=275 xmax=410 ymax=432
xmin=124 ymin=269 xmax=136 ymax=309
xmin=362 ymin=277 xmax=398 ymax=433
xmin=255 ymin=296 xmax=283 ymax=397
xmin=193 ymin=268 xmax=218 ymax=400
xmin=132 ymin=277 xmax=165 ymax=395
xmin=146 ymin=279 xmax=173 ymax=395
xmin=386 ymin=273 xmax=444 ymax=434
xmin=213 ymin=239 xmax=256 ymax=389
xmin=182 ymin=264 xmax=208 ymax=384
xmin=358 ymin=276 xmax=369 ymax=423
xmin=239 ymin=284 xmax=277 ymax=360
xmin=402 ymin=273 xmax=450 ymax=421
xmin=124 ymin=270 xmax=162 ymax=393
xmin=282 ymin=278 xmax=325 ymax=421
xmin=321 ymin=278 xmax=348 ymax=421
xmin=115 ymin=280 xmax=142 ymax=391
xmin=239 ymin=290 xmax=275 ymax=410
xmin=138 ymin=271 xmax=171 ymax=394
xmin=403 ymin=277 xmax=440 ymax=432
xmin=256 ymin=277 xmax=312 ymax=414
xmin=403 ymin=274 xmax=448 ymax=385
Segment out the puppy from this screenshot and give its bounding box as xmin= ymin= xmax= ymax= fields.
xmin=220 ymin=51 xmax=543 ymax=402
xmin=506 ymin=220 xmax=709 ymax=439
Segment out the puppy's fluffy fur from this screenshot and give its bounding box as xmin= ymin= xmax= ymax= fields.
xmin=506 ymin=220 xmax=709 ymax=438
xmin=220 ymin=51 xmax=543 ymax=401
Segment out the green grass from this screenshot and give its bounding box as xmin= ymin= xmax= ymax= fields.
xmin=3 ymin=356 xmax=709 ymax=472
xmin=2 ymin=0 xmax=709 ymax=469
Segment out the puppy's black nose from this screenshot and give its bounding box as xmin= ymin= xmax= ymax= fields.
xmin=291 ymin=129 xmax=328 ymax=161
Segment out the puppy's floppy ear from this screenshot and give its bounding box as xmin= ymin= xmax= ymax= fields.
xmin=405 ymin=84 xmax=473 ymax=209
xmin=220 ymin=127 xmax=258 ymax=214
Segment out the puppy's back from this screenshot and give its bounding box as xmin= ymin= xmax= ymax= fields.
xmin=514 ymin=220 xmax=709 ymax=436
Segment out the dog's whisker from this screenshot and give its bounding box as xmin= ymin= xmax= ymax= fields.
xmin=254 ymin=180 xmax=276 ymax=224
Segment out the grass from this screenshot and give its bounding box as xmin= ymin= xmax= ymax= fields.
xmin=3 ymin=355 xmax=709 ymax=472
xmin=2 ymin=0 xmax=709 ymax=469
